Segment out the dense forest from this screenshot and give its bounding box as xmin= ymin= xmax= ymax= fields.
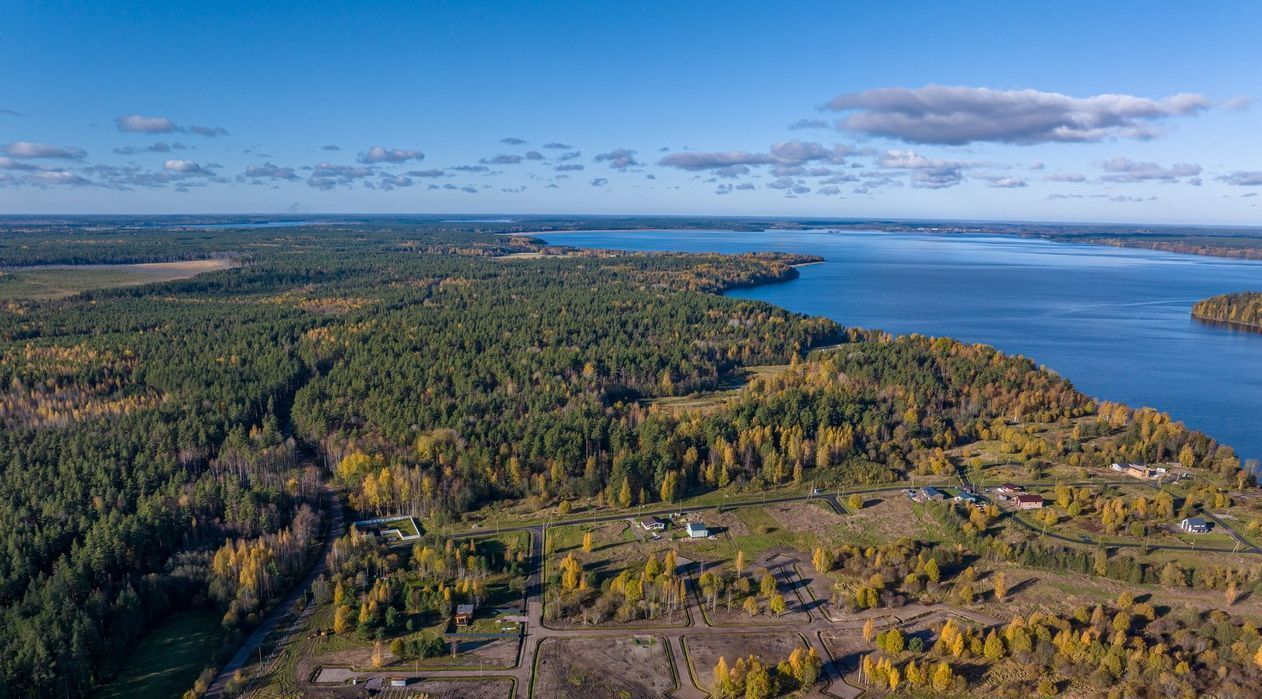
xmin=0 ymin=222 xmax=830 ymax=695
xmin=1192 ymin=291 xmax=1262 ymax=329
xmin=0 ymin=220 xmax=1254 ymax=696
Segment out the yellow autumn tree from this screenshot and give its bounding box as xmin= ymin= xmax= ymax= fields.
xmin=932 ymin=662 xmax=954 ymax=691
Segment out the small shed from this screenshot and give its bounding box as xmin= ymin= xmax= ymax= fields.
xmin=685 ymin=522 xmax=709 ymax=538
xmin=455 ymin=604 xmax=475 ymax=626
xmin=389 ymin=677 xmax=409 ymax=688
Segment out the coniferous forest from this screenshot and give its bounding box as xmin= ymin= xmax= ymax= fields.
xmin=0 ymin=221 xmax=1255 ymax=697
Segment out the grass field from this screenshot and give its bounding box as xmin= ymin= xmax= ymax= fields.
xmin=95 ymin=609 xmax=223 ymax=699
xmin=0 ymin=259 xmax=236 ymax=300
xmin=648 ymin=364 xmax=791 ymax=414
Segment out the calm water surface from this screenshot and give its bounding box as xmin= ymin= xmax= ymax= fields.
xmin=539 ymin=229 xmax=1262 ymax=462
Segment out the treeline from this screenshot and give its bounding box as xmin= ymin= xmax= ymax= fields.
xmin=861 ymin=593 xmax=1262 ymax=697
xmin=0 ymin=224 xmax=828 ymax=695
xmin=1193 ymin=291 xmax=1262 ymax=329
xmin=0 ymin=221 xmax=1253 ymax=696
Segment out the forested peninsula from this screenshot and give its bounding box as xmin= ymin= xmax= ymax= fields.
xmin=1192 ymin=291 xmax=1262 ymax=329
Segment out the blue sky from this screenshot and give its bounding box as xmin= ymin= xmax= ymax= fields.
xmin=2 ymin=1 xmax=1260 ymax=223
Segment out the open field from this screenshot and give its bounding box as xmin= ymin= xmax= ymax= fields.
xmin=648 ymin=364 xmax=791 ymax=414
xmin=979 ymin=559 xmax=1262 ymax=618
xmin=827 ymin=494 xmax=952 ymax=547
xmin=0 ymin=259 xmax=237 ymax=300
xmin=533 ymin=636 xmax=674 ymax=699
xmin=95 ymin=609 xmax=222 ymax=699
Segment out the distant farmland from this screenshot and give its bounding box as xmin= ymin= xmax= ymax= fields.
xmin=0 ymin=258 xmax=236 ymax=300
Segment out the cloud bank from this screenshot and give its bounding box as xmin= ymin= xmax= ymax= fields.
xmin=825 ymin=85 xmax=1210 ymax=145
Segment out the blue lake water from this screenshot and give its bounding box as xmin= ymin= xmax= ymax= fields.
xmin=539 ymin=229 xmax=1262 ymax=463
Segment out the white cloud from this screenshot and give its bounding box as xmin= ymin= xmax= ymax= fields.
xmin=826 ymin=85 xmax=1210 ymax=144
xmin=2 ymin=141 xmax=86 ymax=159
xmin=357 ymin=146 xmax=424 ymax=163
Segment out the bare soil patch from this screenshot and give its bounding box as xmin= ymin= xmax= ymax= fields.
xmin=818 ymin=628 xmax=870 ymax=682
xmin=534 ymin=636 xmax=674 ymax=699
xmin=766 ymin=501 xmax=847 ymax=541
xmin=311 ymin=635 xmax=518 ymax=672
xmin=382 ymin=678 xmax=512 ymax=698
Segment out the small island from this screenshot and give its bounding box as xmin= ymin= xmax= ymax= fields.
xmin=1192 ymin=291 xmax=1262 ymax=330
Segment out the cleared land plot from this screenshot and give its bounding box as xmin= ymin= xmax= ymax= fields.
xmin=379 ymin=678 xmax=512 ymax=699
xmin=818 ymin=628 xmax=870 ymax=682
xmin=353 ymin=515 xmax=422 ymax=542
xmin=679 ymin=507 xmax=824 ymax=564
xmin=684 ymin=633 xmax=810 ymax=694
xmin=95 ymin=609 xmax=223 ymax=699
xmin=0 ymin=259 xmax=237 ymax=300
xmin=992 ymin=557 xmax=1262 ymax=617
xmin=533 ymin=636 xmax=674 ymax=699
xmin=545 ymin=521 xmax=689 ymax=627
xmin=648 ymin=364 xmax=790 ymax=414
xmin=1013 ymin=484 xmax=1240 ymax=548
xmin=765 ymin=500 xmax=848 ymax=543
xmin=699 ymin=552 xmax=812 ymax=626
xmin=828 ymin=495 xmax=951 ymax=548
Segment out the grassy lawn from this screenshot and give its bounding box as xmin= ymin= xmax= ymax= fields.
xmin=95 ymin=609 xmax=223 ymax=699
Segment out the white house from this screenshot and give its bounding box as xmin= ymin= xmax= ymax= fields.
xmin=685 ymin=522 xmax=709 ymax=538
xmin=1180 ymin=517 xmax=1210 ymax=534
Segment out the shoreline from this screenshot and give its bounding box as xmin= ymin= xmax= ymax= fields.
xmin=1190 ymin=313 xmax=1262 ymax=333
xmin=550 ymin=229 xmax=1257 ymax=463
xmin=525 ymin=226 xmax=1262 ymax=265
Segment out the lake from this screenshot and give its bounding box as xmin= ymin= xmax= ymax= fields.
xmin=538 ymin=229 xmax=1262 ymax=463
